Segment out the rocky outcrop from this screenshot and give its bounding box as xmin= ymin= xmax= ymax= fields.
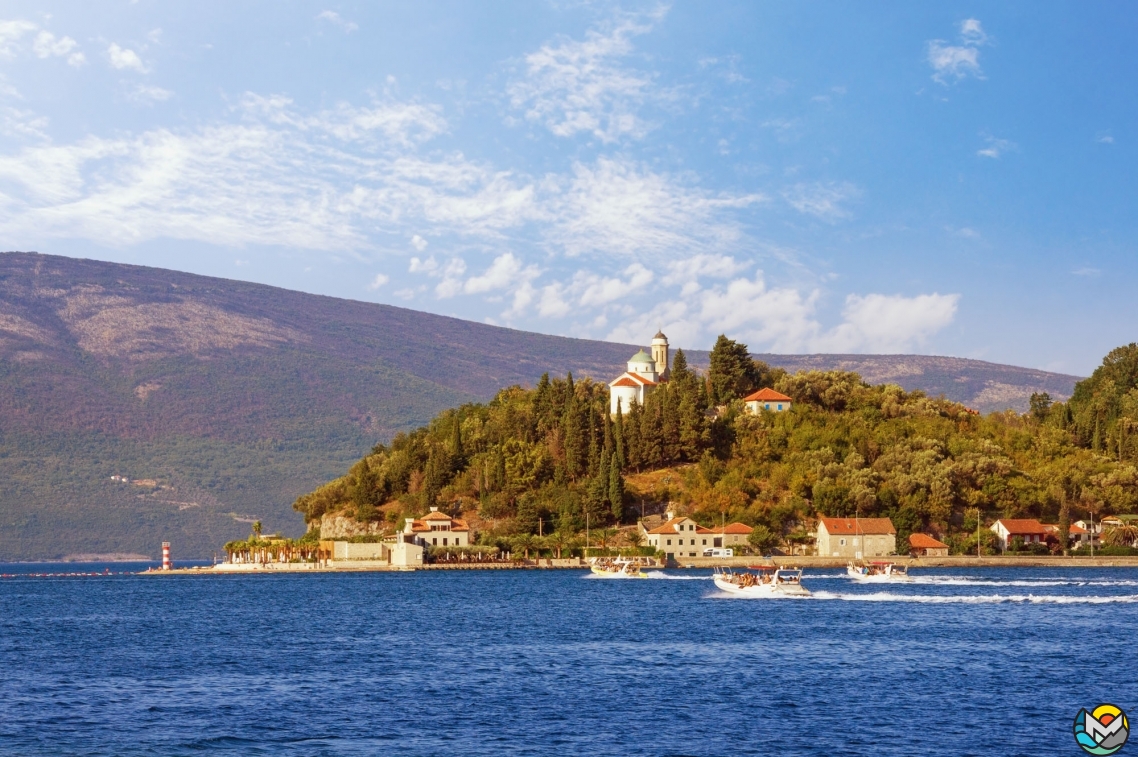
xmin=318 ymin=512 xmax=385 ymax=539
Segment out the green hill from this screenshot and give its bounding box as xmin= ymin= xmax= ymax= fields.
xmin=0 ymin=251 xmax=1081 ymax=559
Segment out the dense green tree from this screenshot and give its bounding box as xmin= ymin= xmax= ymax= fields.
xmin=708 ymin=334 xmax=763 ymax=404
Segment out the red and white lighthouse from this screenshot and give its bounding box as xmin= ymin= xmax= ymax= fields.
xmin=161 ymin=541 xmax=171 ymax=571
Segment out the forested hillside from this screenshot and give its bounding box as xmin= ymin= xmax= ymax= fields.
xmin=0 ymin=252 xmax=1081 ymax=559
xmin=297 ymin=340 xmax=1138 ymax=556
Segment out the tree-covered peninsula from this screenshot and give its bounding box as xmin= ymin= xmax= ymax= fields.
xmin=292 ymin=338 xmax=1138 ymax=555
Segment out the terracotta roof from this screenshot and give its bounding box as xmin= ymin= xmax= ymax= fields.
xmin=646 ymin=517 xmax=711 ymax=535
xmin=994 ymin=518 xmax=1047 ymax=535
xmin=1043 ymin=523 xmax=1088 ymax=535
xmin=708 ymin=522 xmax=754 ymax=535
xmin=818 ymin=517 xmax=896 ymax=535
xmin=743 ymin=387 xmax=792 ymax=403
xmin=909 ymin=533 xmax=949 ymax=549
xmin=422 ymin=511 xmax=452 ymax=521
xmin=609 ymin=372 xmax=656 ymax=387
xmin=410 ymin=517 xmax=469 ymax=532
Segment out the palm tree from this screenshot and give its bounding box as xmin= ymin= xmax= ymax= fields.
xmin=1104 ymin=524 xmax=1138 ymax=547
xmin=548 ymin=530 xmax=569 ymax=559
xmin=512 ymin=533 xmax=538 ymax=559
xmin=251 ymin=521 xmax=262 ymax=539
xmin=624 ymin=527 xmax=645 ymax=552
xmin=597 ymin=528 xmax=617 ymax=551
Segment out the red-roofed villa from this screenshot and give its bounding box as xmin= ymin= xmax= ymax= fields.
xmin=743 ymin=387 xmax=793 ymax=414
xmin=990 ymin=518 xmax=1047 ymax=552
xmin=908 ymin=533 xmax=950 ymax=557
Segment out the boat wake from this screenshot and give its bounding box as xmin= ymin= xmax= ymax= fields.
xmin=646 ymin=571 xmax=711 ymax=580
xmin=809 ymin=591 xmax=1138 ymax=604
xmin=908 ymin=576 xmax=1138 ymax=588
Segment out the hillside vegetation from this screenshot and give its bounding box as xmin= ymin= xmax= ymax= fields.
xmin=0 ymin=252 xmax=1080 ymax=558
xmin=298 ymin=339 xmax=1138 ymax=555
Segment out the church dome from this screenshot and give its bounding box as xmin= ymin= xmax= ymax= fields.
xmin=628 ymin=350 xmax=654 ymax=363
xmin=653 ymin=330 xmax=667 ymax=341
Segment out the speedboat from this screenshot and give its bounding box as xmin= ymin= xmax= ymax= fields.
xmin=846 ymin=561 xmax=911 ymax=582
xmin=589 ymin=557 xmax=649 ymax=578
xmin=713 ymin=566 xmax=811 ymax=597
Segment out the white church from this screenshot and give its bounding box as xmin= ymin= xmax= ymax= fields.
xmin=609 ymin=331 xmax=669 ymax=416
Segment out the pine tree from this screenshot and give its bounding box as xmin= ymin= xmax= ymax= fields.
xmin=534 ymin=373 xmax=553 ymax=433
xmin=672 ymin=348 xmax=691 ymax=386
xmin=661 ymin=385 xmax=681 ymax=463
xmin=587 ymin=407 xmax=599 ymax=477
xmin=587 ymin=451 xmax=610 ymax=523
xmin=641 ymin=393 xmax=663 ymax=468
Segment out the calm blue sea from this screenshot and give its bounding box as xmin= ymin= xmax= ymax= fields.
xmin=1 ymin=564 xmax=1135 ymax=756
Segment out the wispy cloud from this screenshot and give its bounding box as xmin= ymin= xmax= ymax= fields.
xmin=316 ymin=10 xmax=358 ymax=33
xmin=508 ymin=8 xmax=669 ymax=143
xmin=367 ymin=273 xmax=389 ymax=290
xmin=129 ymin=84 xmax=173 ymax=104
xmin=1072 ymin=267 xmax=1101 ymax=277
xmin=927 ymin=18 xmax=988 ymax=84
xmin=33 ymin=31 xmax=84 ymax=67
xmin=977 ymin=134 xmax=1016 ymax=159
xmin=547 ymin=156 xmax=764 ymax=259
xmin=782 ymin=181 xmax=860 ymax=222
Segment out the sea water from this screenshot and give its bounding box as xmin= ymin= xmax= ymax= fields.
xmin=1 ymin=564 xmax=1135 ymax=756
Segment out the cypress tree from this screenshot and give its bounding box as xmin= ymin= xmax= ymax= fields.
xmin=534 ymin=373 xmax=553 ymax=432
xmin=626 ymin=400 xmax=643 ymax=471
xmin=608 ymin=451 xmax=624 ymax=523
xmin=450 ymin=412 xmax=464 ymax=470
xmin=614 ymin=404 xmax=626 ymax=470
xmin=661 ymin=385 xmax=681 ymax=463
xmin=587 ymin=407 xmax=599 ymax=477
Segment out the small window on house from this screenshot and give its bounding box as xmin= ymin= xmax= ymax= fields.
xmin=702 ymin=539 xmax=707 ymax=546
xmin=443 ymin=538 xmax=448 ymax=546
xmin=840 ymin=538 xmax=846 ymax=546
xmin=667 ymin=539 xmax=672 ymax=546
xmin=777 ymin=404 xmax=783 ymax=411
xmin=765 ymin=404 xmax=770 ymax=410
xmin=433 ymin=537 xmax=438 ymax=545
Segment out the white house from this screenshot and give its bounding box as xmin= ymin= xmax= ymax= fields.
xmin=609 ymin=332 xmax=669 ymax=416
xmin=990 ymin=518 xmax=1048 ymax=551
xmin=405 ymin=507 xmax=471 ymax=548
xmin=815 ymin=517 xmax=897 ymax=558
xmin=641 ymin=514 xmax=752 ymax=559
xmin=743 ymin=387 xmax=793 ymax=414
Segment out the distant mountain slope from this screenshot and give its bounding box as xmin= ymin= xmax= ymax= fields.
xmin=0 ymin=252 xmax=1080 ymax=559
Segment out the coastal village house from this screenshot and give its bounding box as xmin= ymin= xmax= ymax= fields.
xmin=609 ymin=332 xmax=669 ymax=416
xmin=1042 ymin=522 xmax=1092 ymax=549
xmin=743 ymin=387 xmax=793 ymax=414
xmin=908 ymin=533 xmax=950 ymax=557
xmin=641 ymin=513 xmax=753 ymax=560
xmin=405 ymin=507 xmax=471 ymax=548
xmin=990 ymin=518 xmax=1047 ymax=551
xmin=815 ymin=517 xmax=897 ymax=558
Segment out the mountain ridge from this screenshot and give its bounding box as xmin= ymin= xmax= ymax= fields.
xmin=0 ymin=251 xmax=1080 ymax=558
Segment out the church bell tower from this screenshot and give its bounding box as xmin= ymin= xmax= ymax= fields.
xmin=651 ymin=331 xmax=669 ymax=380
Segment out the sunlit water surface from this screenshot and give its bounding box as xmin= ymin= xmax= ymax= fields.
xmin=1 ymin=563 xmax=1135 ymax=756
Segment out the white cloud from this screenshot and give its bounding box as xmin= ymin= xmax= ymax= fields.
xmin=108 ymin=43 xmax=146 ymax=72
xmin=959 ymin=19 xmax=988 ymax=46
xmin=316 ymin=10 xmax=358 ymax=33
xmin=782 ymin=181 xmax=860 ymax=222
xmin=1097 ymin=133 xmax=1114 ymax=144
xmin=977 ymin=134 xmax=1015 ymax=159
xmin=434 ymin=258 xmax=468 ymax=298
xmin=816 ymin=293 xmax=960 ymax=353
xmin=549 ymin=156 xmax=764 ymax=259
xmin=508 ymin=9 xmax=668 ymax=143
xmin=0 ymin=20 xmax=36 ymax=58
xmin=367 ymin=273 xmax=389 ymax=290
xmin=411 ymin=234 xmax=428 ymax=251
xmin=241 ymin=92 xmax=447 ymax=148
xmin=130 ymin=84 xmax=173 ymax=103
xmin=927 ymin=42 xmax=982 ymax=83
xmin=32 ymin=31 xmax=83 ymax=67
xmin=661 ymin=254 xmax=749 ymax=289
xmin=1072 ymin=267 xmax=1101 ymax=277
xmin=927 ymin=19 xmax=989 ymax=84
xmin=409 ymin=256 xmax=438 ymax=274
xmin=577 ymin=263 xmax=654 ymax=306
xmin=464 ymin=252 xmax=539 ymax=295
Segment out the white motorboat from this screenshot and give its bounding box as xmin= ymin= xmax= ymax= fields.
xmin=713 ymin=566 xmax=811 ymax=597
xmin=846 ymin=561 xmax=911 ymax=582
xmin=589 ymin=557 xmax=649 ymax=578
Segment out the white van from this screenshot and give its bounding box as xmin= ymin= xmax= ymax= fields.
xmin=703 ymin=548 xmax=734 ymax=558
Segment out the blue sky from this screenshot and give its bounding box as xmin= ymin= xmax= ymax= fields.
xmin=0 ymin=2 xmax=1135 ymax=375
